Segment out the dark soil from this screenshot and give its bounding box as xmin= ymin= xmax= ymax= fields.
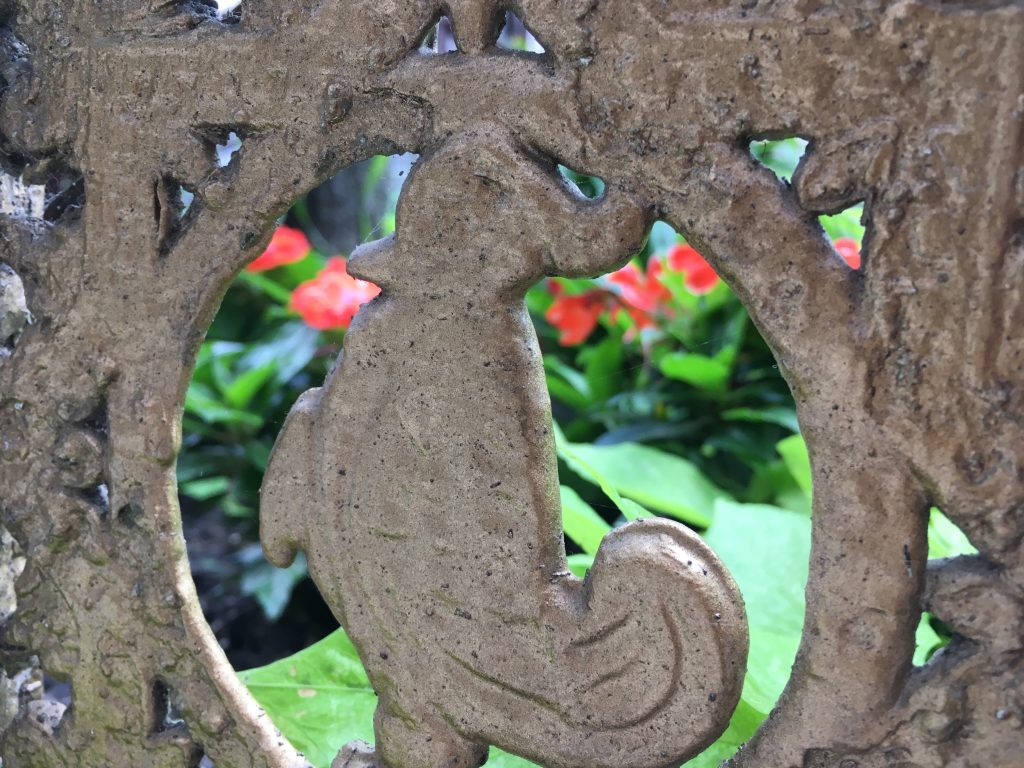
xmin=182 ymin=503 xmax=338 ymax=671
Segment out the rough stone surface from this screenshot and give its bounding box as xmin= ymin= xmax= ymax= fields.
xmin=0 ymin=1 xmax=1019 ymax=767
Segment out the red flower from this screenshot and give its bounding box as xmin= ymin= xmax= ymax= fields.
xmin=606 ymin=259 xmax=671 ymax=312
xmin=290 ymin=257 xmax=380 ymax=330
xmin=666 ymin=244 xmax=719 ymax=294
xmin=833 ymin=237 xmax=861 ymax=270
xmin=545 ymin=290 xmax=608 ymax=346
xmin=247 ymin=226 xmax=311 ymax=272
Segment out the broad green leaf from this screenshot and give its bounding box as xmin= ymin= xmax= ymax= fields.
xmin=776 ymin=434 xmax=812 ymax=501
xmin=722 ymin=406 xmax=800 ymax=433
xmin=577 ymin=336 xmax=624 ymax=402
xmin=544 ymin=374 xmax=590 ymax=411
xmin=240 ymin=321 xmax=320 ymax=387
xmin=544 ymin=358 xmax=593 ymax=411
xmin=222 ymin=494 xmax=257 ymax=519
xmin=703 ymin=500 xmax=810 ymax=714
xmin=914 ymin=613 xmax=945 ymax=666
xmin=682 ymin=698 xmax=767 ymax=768
xmin=224 ymin=360 xmax=279 ymax=410
xmin=486 ymin=749 xmax=538 ymax=768
xmin=745 ymin=460 xmax=808 ymax=515
xmin=818 ymin=203 xmax=865 ymax=242
xmin=244 ymin=439 xmax=273 ymax=471
xmin=927 ymin=508 xmax=977 ymax=559
xmin=556 ymin=427 xmax=723 ymax=528
xmin=240 ymin=628 xmax=376 ymax=768
xmin=553 ymin=424 xmax=654 ymax=522
xmin=544 ymin=355 xmax=593 ymax=402
xmin=179 ymin=476 xmax=230 ymax=501
xmin=210 ymin=344 xmax=245 ymax=396
xmin=237 ymin=269 xmax=294 ymax=305
xmin=184 ymin=386 xmax=263 ymax=428
xmin=559 ymin=486 xmax=610 ymax=556
xmin=659 ymin=352 xmax=731 ymax=391
xmin=566 ymin=553 xmax=594 ymax=578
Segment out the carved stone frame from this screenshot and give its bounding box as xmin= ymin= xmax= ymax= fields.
xmin=0 ymin=2 xmax=1021 ymax=767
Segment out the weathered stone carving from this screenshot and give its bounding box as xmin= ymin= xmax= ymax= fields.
xmin=260 ymin=131 xmax=748 ymax=767
xmin=0 ymin=1 xmax=1020 ymax=767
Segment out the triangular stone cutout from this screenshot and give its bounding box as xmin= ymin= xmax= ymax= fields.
xmin=418 ymin=14 xmax=458 ymax=55
xmin=496 ymin=10 xmax=545 ymax=53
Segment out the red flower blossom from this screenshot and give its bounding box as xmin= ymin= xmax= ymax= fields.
xmin=247 ymin=226 xmax=311 ymax=272
xmin=833 ymin=237 xmax=861 ymax=270
xmin=545 ymin=290 xmax=608 ymax=346
xmin=607 ymin=259 xmax=671 ymax=312
xmin=666 ymin=244 xmax=719 ymax=294
xmin=290 ymin=257 xmax=380 ymax=330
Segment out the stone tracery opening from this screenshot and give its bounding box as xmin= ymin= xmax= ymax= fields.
xmin=419 ymin=15 xmax=458 ymax=55
xmin=749 ymin=137 xmax=866 ymax=271
xmin=180 ymin=152 xmax=417 ymax=671
xmin=496 ymin=11 xmax=545 ymax=53
xmin=177 ymin=144 xmax=829 ymax=767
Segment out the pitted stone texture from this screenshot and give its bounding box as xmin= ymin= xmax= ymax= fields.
xmin=0 ymin=1 xmax=1020 ymax=767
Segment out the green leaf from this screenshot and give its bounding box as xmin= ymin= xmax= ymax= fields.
xmin=576 ymin=336 xmax=624 ymax=402
xmin=224 ymin=360 xmax=278 ymax=410
xmin=556 ymin=427 xmax=723 ymax=528
xmin=748 ymin=138 xmax=808 ymax=182
xmin=544 ymin=355 xmax=593 ymax=402
xmin=818 ymin=203 xmax=865 ymax=242
xmin=722 ymin=406 xmax=799 ymax=433
xmin=681 ymin=698 xmax=767 ymax=768
xmin=179 ymin=475 xmax=230 ymax=501
xmin=776 ymin=434 xmax=812 ymax=501
xmin=222 ymin=494 xmax=257 ymax=519
xmin=241 ymin=632 xmax=556 ymax=768
xmin=240 ymin=627 xmax=377 ymax=768
xmin=745 ymin=460 xmax=809 ymax=516
xmin=240 ymin=554 xmax=308 ymax=621
xmin=927 ymin=508 xmax=977 ymax=559
xmin=703 ymin=500 xmax=810 ymax=715
xmin=486 ymin=749 xmax=539 ymax=768
xmin=914 ymin=612 xmax=946 ymax=666
xmin=559 ymin=486 xmax=610 ymax=556
xmin=240 ymin=321 xmax=321 ymax=388
xmin=544 ymin=372 xmax=591 ymax=411
xmin=566 ymin=553 xmax=594 ymax=578
xmin=659 ymin=352 xmax=731 ymax=391
xmin=244 ymin=439 xmax=274 ymax=471
xmin=237 ymin=269 xmax=295 ymax=305
xmin=554 ymin=424 xmax=653 ymax=522
xmin=185 ymin=385 xmax=263 ymax=428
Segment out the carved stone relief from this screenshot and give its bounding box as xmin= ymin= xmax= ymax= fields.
xmin=0 ymin=1 xmax=1020 ymax=767
xmin=260 ymin=130 xmax=748 ymax=767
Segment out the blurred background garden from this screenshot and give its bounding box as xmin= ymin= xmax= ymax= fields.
xmin=178 ymin=127 xmax=974 ymax=767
